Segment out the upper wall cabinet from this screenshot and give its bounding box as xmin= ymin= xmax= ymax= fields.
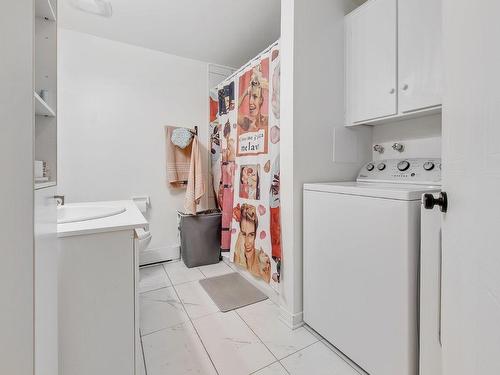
xmin=346 ymin=0 xmax=397 ymax=124
xmin=398 ymin=0 xmax=442 ymax=113
xmin=345 ymin=0 xmax=442 ymax=126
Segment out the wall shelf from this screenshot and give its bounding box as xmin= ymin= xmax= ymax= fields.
xmin=35 ymin=0 xmax=56 ymax=21
xmin=35 ymin=181 xmax=57 ymax=190
xmin=34 ymin=92 xmax=56 ymax=117
xmin=34 ymin=0 xmax=57 ymax=192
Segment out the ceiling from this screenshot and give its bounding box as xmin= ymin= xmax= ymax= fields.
xmin=59 ymin=0 xmax=281 ymax=68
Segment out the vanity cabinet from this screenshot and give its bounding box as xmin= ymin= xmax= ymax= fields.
xmin=58 ymin=201 xmax=147 ymax=375
xmin=59 ymin=230 xmax=139 ymax=375
xmin=345 ymin=0 xmax=442 ymax=126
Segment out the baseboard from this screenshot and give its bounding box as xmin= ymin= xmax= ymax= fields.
xmin=279 ymin=305 xmax=304 ymax=330
xmin=139 ymin=245 xmax=180 ymax=266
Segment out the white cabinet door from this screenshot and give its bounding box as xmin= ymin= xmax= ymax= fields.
xmin=398 ymin=0 xmax=443 ymax=112
xmin=347 ymin=0 xmax=397 ymax=124
xmin=59 ymin=231 xmax=136 ymax=375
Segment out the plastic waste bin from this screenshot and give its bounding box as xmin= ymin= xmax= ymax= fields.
xmin=178 ymin=209 xmax=222 ymax=268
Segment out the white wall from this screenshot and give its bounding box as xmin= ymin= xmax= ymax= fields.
xmin=58 ymin=29 xmax=211 ymax=261
xmin=371 ymin=114 xmax=442 ymax=160
xmin=0 ymin=1 xmax=34 ymax=373
xmin=279 ymin=0 xmax=372 ymax=327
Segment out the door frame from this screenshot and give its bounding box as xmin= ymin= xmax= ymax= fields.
xmin=0 ymin=1 xmax=35 ymax=374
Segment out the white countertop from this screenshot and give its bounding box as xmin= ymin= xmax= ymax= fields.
xmin=57 ymin=200 xmax=148 ymax=238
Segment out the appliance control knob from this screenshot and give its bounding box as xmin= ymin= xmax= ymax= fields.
xmin=397 ymin=160 xmax=410 ymax=171
xmin=423 ymin=161 xmax=435 ymax=171
xmin=366 ymin=163 xmax=375 ymax=171
xmin=377 ymin=163 xmax=386 ymax=171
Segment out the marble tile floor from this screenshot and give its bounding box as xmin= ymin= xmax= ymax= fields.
xmin=138 ymin=260 xmax=364 ymax=375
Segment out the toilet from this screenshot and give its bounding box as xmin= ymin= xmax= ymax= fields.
xmin=132 ymin=196 xmax=152 ymax=251
xmin=135 ymin=227 xmax=152 ymax=251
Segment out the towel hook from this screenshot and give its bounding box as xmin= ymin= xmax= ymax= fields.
xmin=189 ymin=126 xmax=198 ymax=136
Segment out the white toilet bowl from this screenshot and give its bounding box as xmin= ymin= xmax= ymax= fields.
xmin=131 ymin=195 xmax=152 ymax=254
xmin=135 ymin=228 xmax=152 ymax=252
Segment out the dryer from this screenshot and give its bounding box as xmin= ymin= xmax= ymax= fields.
xmin=303 ymin=158 xmax=441 ymax=375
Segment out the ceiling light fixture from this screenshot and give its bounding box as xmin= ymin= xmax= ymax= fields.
xmin=69 ymin=0 xmax=113 ymax=18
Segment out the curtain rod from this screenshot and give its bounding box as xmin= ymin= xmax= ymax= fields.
xmin=213 ymin=39 xmax=280 ymax=88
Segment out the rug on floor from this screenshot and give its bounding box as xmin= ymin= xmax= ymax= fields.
xmin=199 ymin=272 xmax=268 ymax=312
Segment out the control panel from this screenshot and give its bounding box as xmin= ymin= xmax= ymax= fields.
xmin=357 ymin=158 xmax=441 ymax=185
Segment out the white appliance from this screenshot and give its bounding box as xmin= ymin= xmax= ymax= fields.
xmin=303 ymin=158 xmax=441 ymax=375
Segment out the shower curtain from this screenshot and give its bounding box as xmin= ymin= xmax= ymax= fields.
xmin=210 ymin=41 xmax=281 ymax=291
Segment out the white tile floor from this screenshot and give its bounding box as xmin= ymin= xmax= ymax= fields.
xmin=138 ymin=260 xmax=363 ymax=375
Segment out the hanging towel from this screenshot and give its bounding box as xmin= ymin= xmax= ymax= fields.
xmin=165 ymin=126 xmax=192 ymax=187
xmin=184 ymin=136 xmax=206 ymax=214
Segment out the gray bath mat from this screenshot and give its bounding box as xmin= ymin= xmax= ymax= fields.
xmin=199 ymin=272 xmax=268 ymax=312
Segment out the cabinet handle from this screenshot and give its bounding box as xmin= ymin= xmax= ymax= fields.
xmin=402 ymin=84 xmax=409 ymax=91
xmin=389 ymin=88 xmax=395 ymax=94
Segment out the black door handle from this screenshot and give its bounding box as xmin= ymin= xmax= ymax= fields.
xmin=422 ymin=192 xmax=448 ymax=213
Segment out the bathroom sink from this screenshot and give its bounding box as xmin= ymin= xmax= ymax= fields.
xmin=57 ymin=205 xmax=126 ymax=224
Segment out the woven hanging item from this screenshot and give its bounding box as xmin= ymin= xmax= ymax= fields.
xmin=171 ymin=127 xmax=194 ymax=149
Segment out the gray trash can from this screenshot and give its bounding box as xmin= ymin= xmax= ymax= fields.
xmin=178 ymin=209 xmax=222 ymax=268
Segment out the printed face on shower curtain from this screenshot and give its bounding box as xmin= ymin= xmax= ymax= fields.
xmin=232 ymin=203 xmax=271 ymax=283
xmin=237 ymin=58 xmax=270 ymax=156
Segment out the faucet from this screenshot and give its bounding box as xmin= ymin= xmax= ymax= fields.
xmin=54 ymin=195 xmax=65 ymax=206
xmin=392 ymin=143 xmax=405 ymax=152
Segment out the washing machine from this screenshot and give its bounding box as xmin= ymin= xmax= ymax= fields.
xmin=303 ymin=158 xmax=441 ymax=375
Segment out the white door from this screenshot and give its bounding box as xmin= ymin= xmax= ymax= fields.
xmin=0 ymin=1 xmax=35 ymax=374
xmin=346 ymin=0 xmax=397 ymax=124
xmin=441 ymin=1 xmax=500 ymax=374
xmin=398 ymin=0 xmax=443 ymax=113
